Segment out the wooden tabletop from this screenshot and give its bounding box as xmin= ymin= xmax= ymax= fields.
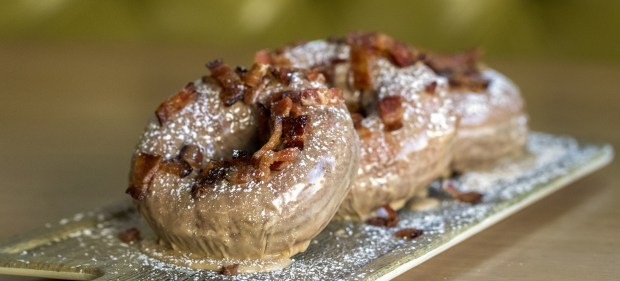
xmin=0 ymin=43 xmax=618 ymax=281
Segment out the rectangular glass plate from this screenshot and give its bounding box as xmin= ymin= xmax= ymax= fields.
xmin=0 ymin=132 xmax=614 ymax=281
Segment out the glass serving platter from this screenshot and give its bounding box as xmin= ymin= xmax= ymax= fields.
xmin=0 ymin=132 xmax=613 ymax=281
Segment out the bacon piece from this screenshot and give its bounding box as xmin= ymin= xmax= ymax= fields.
xmin=220 ymin=264 xmax=239 ymax=276
xmin=252 ymin=116 xmax=283 ymax=163
xmin=256 ymin=150 xmax=276 ymax=180
xmin=160 ymin=160 xmax=192 ymax=178
xmin=424 ymin=81 xmax=438 ymax=95
xmin=300 ymin=88 xmax=343 ymax=106
xmin=395 ymin=228 xmax=424 ymax=239
xmin=155 ymin=83 xmax=197 ymax=126
xmin=442 ymin=180 xmax=483 ymax=204
xmin=118 ymin=227 xmax=141 ymax=243
xmin=191 ymin=161 xmax=231 ymax=198
xmin=243 ymin=63 xmax=269 ymax=88
xmin=226 ymin=163 xmax=255 ymax=184
xmin=282 ymin=115 xmax=309 ymax=149
xmin=349 ymin=45 xmax=373 ymax=90
xmin=366 ymin=204 xmax=399 ymax=227
xmin=206 ymin=59 xmax=246 ymax=106
xmin=271 ymin=97 xmax=293 ymax=117
xmin=254 ymin=49 xmax=272 ymax=64
xmin=178 ymin=144 xmax=203 ymax=169
xmin=269 ymin=148 xmax=301 ymax=171
xmin=126 ymin=153 xmax=162 ymax=200
xmin=379 ymin=95 xmax=405 ymax=131
xmin=388 ymin=40 xmax=415 ymax=67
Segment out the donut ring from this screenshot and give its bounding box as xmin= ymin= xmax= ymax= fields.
xmin=126 ymin=61 xmax=359 ymax=272
xmin=257 ymin=32 xmax=458 ymax=220
xmin=425 ymin=50 xmax=528 ymax=171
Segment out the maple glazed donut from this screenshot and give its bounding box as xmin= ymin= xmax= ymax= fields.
xmin=257 ymin=32 xmax=458 ymax=221
xmin=425 ymin=50 xmax=528 ymax=171
xmin=126 ymin=61 xmax=359 ymax=272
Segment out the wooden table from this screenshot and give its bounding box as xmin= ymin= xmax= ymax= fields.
xmin=1 ymin=43 xmax=618 ymax=280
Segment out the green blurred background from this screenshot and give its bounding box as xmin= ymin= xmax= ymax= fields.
xmin=2 ymin=0 xmax=619 ymax=63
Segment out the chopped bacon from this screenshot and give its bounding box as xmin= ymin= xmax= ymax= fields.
xmin=388 ymin=41 xmax=415 ymax=67
xmin=395 ymin=228 xmax=424 ymax=239
xmin=442 ymin=180 xmax=483 ymax=204
xmin=366 ymin=204 xmax=399 ymax=227
xmin=178 ymin=144 xmax=203 ymax=169
xmin=252 ymin=116 xmax=283 ymax=163
xmin=220 ymin=264 xmax=240 ymax=276
xmin=243 ymin=63 xmax=269 ymax=88
xmin=349 ymin=45 xmax=373 ymax=90
xmin=206 ymin=59 xmax=246 ymax=106
xmin=225 ymin=164 xmax=255 ymax=184
xmin=270 ymin=66 xmax=295 ymax=85
xmin=191 ymin=161 xmax=230 ymax=198
xmin=282 ymin=115 xmax=309 ymax=149
xmin=160 ymin=160 xmax=192 ymax=178
xmin=118 ymin=227 xmax=141 ymax=243
xmin=155 ymin=83 xmax=197 ymax=126
xmin=256 ymin=150 xmax=276 ymax=180
xmin=271 ymin=97 xmax=293 ymax=117
xmin=300 ymin=88 xmax=343 ymax=105
xmin=424 ymin=81 xmax=438 ymax=95
xmin=254 ymin=49 xmax=272 ymax=64
xmin=126 ymin=153 xmax=162 ymax=200
xmin=425 ymin=49 xmax=491 ymax=91
xmin=379 ymin=95 xmax=405 ymax=131
xmin=269 ymin=148 xmax=301 ymax=171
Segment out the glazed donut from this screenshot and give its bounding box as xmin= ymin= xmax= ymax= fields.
xmin=257 ymin=32 xmax=458 ymax=221
xmin=425 ymin=50 xmax=528 ymax=171
xmin=126 ymin=61 xmax=359 ymax=272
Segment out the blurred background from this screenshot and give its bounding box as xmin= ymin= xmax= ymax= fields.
xmin=1 ymin=0 xmax=619 ymax=276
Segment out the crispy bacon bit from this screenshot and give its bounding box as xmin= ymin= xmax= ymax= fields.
xmin=256 ymin=150 xmax=276 ymax=180
xmin=160 ymin=160 xmax=192 ymax=178
xmin=425 ymin=49 xmax=491 ymax=91
xmin=442 ymin=180 xmax=483 ymax=204
xmin=307 ymin=67 xmax=327 ymax=83
xmin=379 ymin=95 xmax=405 ymax=131
xmin=366 ymin=204 xmax=399 ymax=227
xmin=270 ymin=66 xmax=296 ymax=85
xmin=351 ymin=113 xmax=364 ymax=130
xmin=395 ymin=228 xmax=424 ymax=239
xmin=178 ymin=144 xmax=203 ymax=169
xmin=254 ymin=49 xmax=272 ymax=64
xmin=282 ymin=115 xmax=309 ymax=149
xmin=252 ymin=116 xmax=283 ymax=163
xmin=226 ymin=164 xmax=255 ymax=184
xmin=126 ymin=153 xmax=162 ymax=200
xmin=388 ymin=41 xmax=415 ymax=67
xmin=347 ymin=32 xmax=417 ymax=68
xmin=206 ymin=59 xmax=246 ymax=106
xmin=424 ymin=81 xmax=438 ymax=95
xmin=155 ymin=83 xmax=197 ymax=126
xmin=300 ymin=88 xmax=343 ymax=106
xmin=349 ymin=45 xmax=373 ymax=90
xmin=269 ymin=148 xmax=301 ymax=171
xmin=192 ymin=162 xmax=230 ymax=198
xmin=118 ymin=227 xmax=141 ymax=243
xmin=271 ymin=97 xmax=293 ymax=117
xmin=242 ymin=63 xmax=269 ymax=88
xmin=220 ymin=264 xmax=239 ymax=276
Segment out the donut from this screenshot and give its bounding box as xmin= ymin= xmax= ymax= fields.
xmin=425 ymin=49 xmax=528 ymax=171
xmin=257 ymin=32 xmax=458 ymax=221
xmin=126 ymin=61 xmax=359 ymax=272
